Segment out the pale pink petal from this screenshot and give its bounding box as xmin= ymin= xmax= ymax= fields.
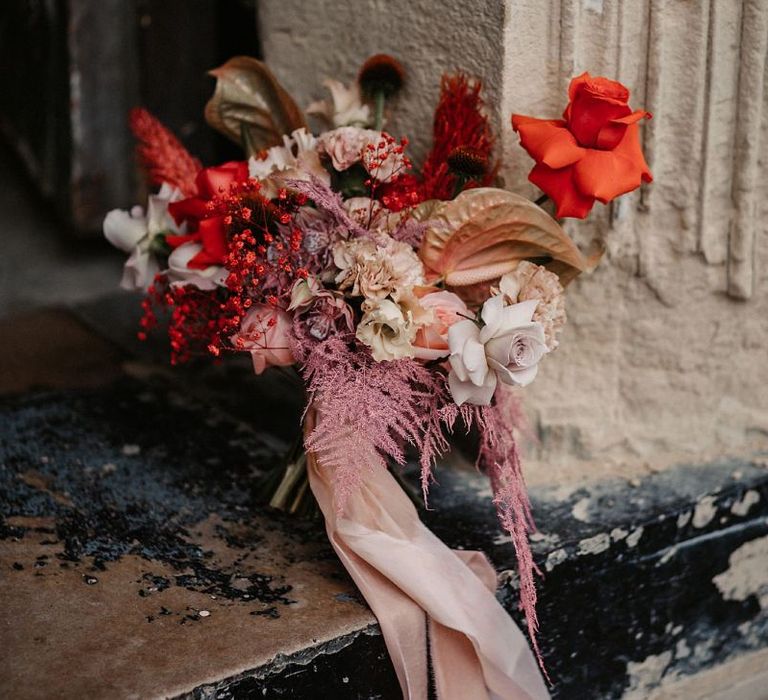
xmin=449 ymin=369 xmax=497 ymax=406
xmin=447 ymin=319 xmax=480 ymax=352
xmin=479 ymin=295 xmax=505 ymax=337
xmin=462 ymin=338 xmax=489 ymax=385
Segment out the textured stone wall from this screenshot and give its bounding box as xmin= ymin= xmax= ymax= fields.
xmin=258 ymin=0 xmax=768 ymax=483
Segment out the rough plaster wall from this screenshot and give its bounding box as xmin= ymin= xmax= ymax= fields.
xmin=258 ymin=0 xmax=768 ymax=483
xmin=258 ymin=0 xmax=504 ymax=159
xmin=501 ymin=0 xmax=768 ymax=483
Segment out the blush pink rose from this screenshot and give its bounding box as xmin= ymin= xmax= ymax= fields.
xmin=231 ymin=305 xmax=295 ymax=375
xmin=412 ymin=290 xmax=470 ymax=361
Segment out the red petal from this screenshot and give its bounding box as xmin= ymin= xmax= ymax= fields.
xmin=168 ymin=197 xmax=208 ymax=226
xmin=529 ymin=162 xmax=595 ymax=219
xmin=612 ymin=122 xmax=652 ymax=183
xmin=567 ymin=72 xmax=592 ymax=104
xmin=511 ymin=115 xmax=586 ymax=168
xmin=572 ymin=124 xmax=651 ymax=203
xmin=165 ymin=233 xmax=197 ymax=249
xmin=197 ymin=216 xmax=228 ymax=264
xmin=568 ymin=91 xmax=631 ymax=147
xmin=595 ymin=110 xmax=651 ymax=150
xmin=195 ymin=161 xmax=248 ymax=198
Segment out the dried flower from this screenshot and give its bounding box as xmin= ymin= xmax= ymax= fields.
xmin=129 ymin=107 xmax=201 ymax=196
xmin=358 ymin=54 xmax=405 ymax=97
xmin=447 ymin=146 xmax=489 ymax=179
xmin=421 ymin=74 xmax=496 ymax=200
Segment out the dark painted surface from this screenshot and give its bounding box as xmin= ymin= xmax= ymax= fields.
xmin=419 ymin=460 xmax=768 ymax=698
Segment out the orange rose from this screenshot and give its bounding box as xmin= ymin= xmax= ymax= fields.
xmin=511 ymin=73 xmax=652 ymax=219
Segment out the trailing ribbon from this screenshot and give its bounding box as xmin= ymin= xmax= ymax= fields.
xmin=304 ymin=408 xmax=549 ymax=700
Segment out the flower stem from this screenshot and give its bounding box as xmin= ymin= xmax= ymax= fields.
xmin=240 ymin=122 xmax=258 ymax=158
xmin=534 ymin=193 xmax=549 ymax=207
xmin=269 ymin=451 xmax=307 ymax=511
xmin=452 ymin=174 xmax=470 ymax=199
xmin=374 ymin=90 xmax=386 ymax=131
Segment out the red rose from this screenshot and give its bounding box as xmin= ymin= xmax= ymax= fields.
xmin=511 ymin=73 xmax=652 ymax=219
xmin=166 ymin=161 xmax=249 ymax=268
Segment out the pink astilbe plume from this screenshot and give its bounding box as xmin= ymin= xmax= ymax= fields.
xmin=129 ymin=107 xmax=201 ymax=196
xmin=301 ymin=336 xmax=463 ymax=512
xmin=477 ymin=388 xmax=548 ymax=678
xmin=285 ymin=177 xmax=370 ymax=240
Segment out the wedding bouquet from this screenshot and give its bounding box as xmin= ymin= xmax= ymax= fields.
xmin=104 ymin=54 xmax=651 ymax=699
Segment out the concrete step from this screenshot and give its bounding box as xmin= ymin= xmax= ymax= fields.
xmin=1 ymin=304 xmax=766 ymax=699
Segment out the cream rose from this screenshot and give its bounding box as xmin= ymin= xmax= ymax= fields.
xmin=319 ymin=126 xmax=370 ymax=172
xmin=318 ymin=127 xmax=406 ymax=182
xmin=447 ymin=296 xmax=548 ymax=406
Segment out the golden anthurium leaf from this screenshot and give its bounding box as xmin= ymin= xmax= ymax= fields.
xmin=416 ymin=188 xmax=589 ymax=292
xmin=204 ymin=56 xmax=306 ymax=150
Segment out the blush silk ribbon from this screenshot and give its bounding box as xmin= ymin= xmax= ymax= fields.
xmin=304 ymin=409 xmax=550 ymax=700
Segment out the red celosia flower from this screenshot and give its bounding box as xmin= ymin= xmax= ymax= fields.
xmin=511 ymin=72 xmax=652 ymax=219
xmin=129 ymin=107 xmax=201 ymax=197
xmin=166 ymin=161 xmax=249 ymax=269
xmin=421 ymin=73 xmax=496 ymax=201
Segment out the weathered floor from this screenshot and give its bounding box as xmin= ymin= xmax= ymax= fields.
xmin=1 ymin=303 xmax=767 ymax=699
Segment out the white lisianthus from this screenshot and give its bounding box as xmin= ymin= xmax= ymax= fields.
xmin=306 ymin=79 xmax=372 ymax=128
xmin=356 ymin=297 xmax=418 ymax=362
xmin=447 ymin=296 xmax=548 ymax=406
xmin=103 ymin=183 xmax=183 ymax=290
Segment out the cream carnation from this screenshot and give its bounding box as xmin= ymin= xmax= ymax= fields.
xmin=333 ymin=236 xmax=425 ymax=300
xmin=497 ymin=262 xmax=566 ymax=350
